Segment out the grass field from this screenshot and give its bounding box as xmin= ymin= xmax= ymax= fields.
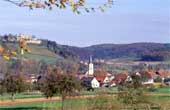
xmin=0 ymin=93 xmax=43 ymax=101
xmin=0 ymin=87 xmax=118 ymax=100
xmin=0 ymin=99 xmax=87 ymax=110
xmin=1 ymin=95 xmax=170 ymax=110
xmin=0 ymin=87 xmax=170 ymax=110
xmin=24 ymin=53 xmax=58 ymax=64
xmin=153 ymin=86 xmax=170 ymax=94
xmin=0 ymin=86 xmax=169 ymax=100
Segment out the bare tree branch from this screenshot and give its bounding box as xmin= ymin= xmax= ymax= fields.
xmin=2 ymin=0 xmax=21 ymax=6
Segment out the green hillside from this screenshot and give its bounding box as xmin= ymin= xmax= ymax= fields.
xmin=1 ymin=35 xmax=170 ymax=62
xmin=0 ymin=42 xmax=61 ymax=64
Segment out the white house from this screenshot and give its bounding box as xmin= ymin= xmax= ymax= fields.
xmin=142 ymin=79 xmax=154 ymax=85
xmin=91 ymin=77 xmax=100 ymax=88
xmin=81 ymin=77 xmax=100 ymax=88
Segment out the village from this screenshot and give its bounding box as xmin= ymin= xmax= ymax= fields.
xmin=1 ymin=34 xmax=170 ymax=90
xmin=24 ymin=56 xmax=170 ymax=90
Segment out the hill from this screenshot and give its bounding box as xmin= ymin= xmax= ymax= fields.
xmin=1 ymin=35 xmax=170 ymax=62
xmin=57 ymin=43 xmax=170 ymax=61
xmin=0 ymin=43 xmax=62 ymax=64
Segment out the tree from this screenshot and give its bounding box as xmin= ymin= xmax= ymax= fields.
xmin=38 ymin=66 xmax=81 ymax=110
xmin=117 ymin=74 xmax=150 ymax=110
xmin=0 ymin=80 xmax=6 ymax=95
xmin=55 ymin=59 xmax=79 ymax=74
xmin=38 ymin=67 xmax=61 ymax=99
xmin=3 ymin=73 xmax=28 ymax=100
xmin=87 ymin=91 xmax=121 ymax=110
xmin=3 ymin=0 xmax=114 ymax=14
xmin=57 ymin=74 xmax=81 ymax=110
xmin=154 ymin=76 xmax=162 ymax=83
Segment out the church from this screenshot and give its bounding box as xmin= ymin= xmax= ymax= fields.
xmin=85 ymin=56 xmax=94 ymax=76
xmin=81 ymin=56 xmax=100 ymax=88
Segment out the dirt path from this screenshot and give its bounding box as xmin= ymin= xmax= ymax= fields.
xmin=0 ymin=97 xmax=60 ymax=106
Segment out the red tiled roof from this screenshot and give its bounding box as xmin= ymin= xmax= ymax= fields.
xmin=158 ymin=70 xmax=170 ymax=77
xmin=95 ymin=75 xmax=106 ymax=83
xmin=113 ymin=74 xmax=127 ymax=84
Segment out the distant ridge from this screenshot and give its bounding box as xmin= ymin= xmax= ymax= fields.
xmin=45 ymin=40 xmax=170 ymax=61
xmin=59 ymin=42 xmax=170 ymax=60
xmin=0 ymin=35 xmax=170 ymax=61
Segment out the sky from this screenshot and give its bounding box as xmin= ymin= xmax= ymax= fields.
xmin=0 ymin=0 xmax=169 ymax=47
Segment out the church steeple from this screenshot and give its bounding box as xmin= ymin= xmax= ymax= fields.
xmin=90 ymin=55 xmax=92 ymax=63
xmin=88 ymin=56 xmax=94 ymax=76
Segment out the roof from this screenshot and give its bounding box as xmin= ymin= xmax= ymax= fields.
xmin=138 ymin=70 xmax=170 ymax=77
xmin=113 ymin=74 xmax=127 ymax=84
xmin=95 ymin=75 xmax=106 ymax=83
xmin=158 ymin=70 xmax=170 ymax=77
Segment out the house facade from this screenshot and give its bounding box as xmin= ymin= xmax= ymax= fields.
xmin=81 ymin=77 xmax=100 ymax=88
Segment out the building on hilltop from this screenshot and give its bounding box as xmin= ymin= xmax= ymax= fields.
xmin=18 ymin=34 xmax=42 ymax=44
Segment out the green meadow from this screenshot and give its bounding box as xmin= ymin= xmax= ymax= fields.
xmin=0 ymin=87 xmax=170 ymax=110
xmin=1 ymin=96 xmax=170 ymax=110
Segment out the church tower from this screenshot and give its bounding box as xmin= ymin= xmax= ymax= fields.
xmin=88 ymin=56 xmax=94 ymax=75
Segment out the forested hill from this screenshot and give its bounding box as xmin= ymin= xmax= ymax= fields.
xmin=0 ymin=34 xmax=170 ymax=61
xmin=45 ymin=41 xmax=170 ymax=61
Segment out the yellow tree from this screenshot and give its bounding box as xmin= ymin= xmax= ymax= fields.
xmin=0 ymin=37 xmax=31 ymax=60
xmin=0 ymin=45 xmax=17 ymax=60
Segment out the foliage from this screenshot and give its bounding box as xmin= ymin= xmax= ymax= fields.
xmin=38 ymin=66 xmax=81 ymax=110
xmin=38 ymin=66 xmax=60 ymax=98
xmin=56 ymin=73 xmax=82 ymax=110
xmin=117 ymin=74 xmax=150 ymax=110
xmin=0 ymin=80 xmax=6 ymax=95
xmin=154 ymin=76 xmax=162 ymax=83
xmin=87 ymin=93 xmax=121 ymax=110
xmin=57 ymin=74 xmax=81 ymax=97
xmin=55 ymin=58 xmax=80 ymax=74
xmin=141 ymin=51 xmax=170 ymax=61
xmin=55 ymin=43 xmax=170 ymax=61
xmin=43 ymin=40 xmax=79 ymax=60
xmin=3 ymin=0 xmax=114 ymax=14
xmin=2 ymin=73 xmax=29 ymax=100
